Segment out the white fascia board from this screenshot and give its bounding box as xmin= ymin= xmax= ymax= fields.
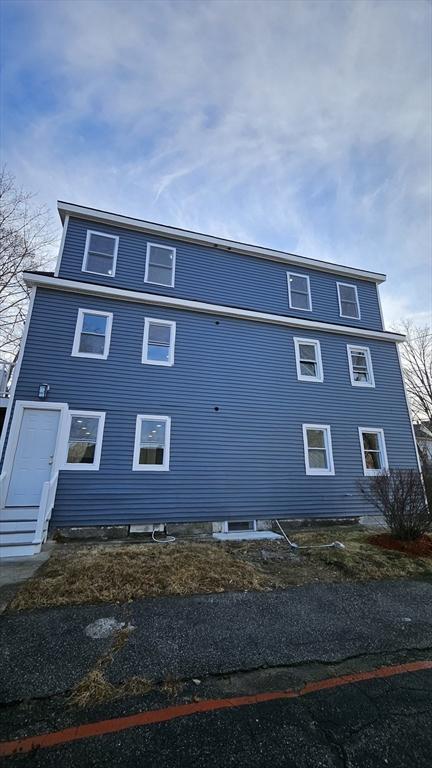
xmin=57 ymin=202 xmax=386 ymax=285
xmin=23 ymin=272 xmax=405 ymax=343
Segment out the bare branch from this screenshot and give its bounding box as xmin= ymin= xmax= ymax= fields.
xmin=0 ymin=167 xmax=57 ymax=360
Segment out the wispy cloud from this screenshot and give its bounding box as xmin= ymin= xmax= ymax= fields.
xmin=2 ymin=0 xmax=431 ymax=326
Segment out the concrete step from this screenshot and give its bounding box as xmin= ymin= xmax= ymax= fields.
xmin=0 ymin=543 xmax=40 ymax=558
xmin=1 ymin=508 xmax=39 ymax=522
xmin=0 ymin=521 xmax=37 ymax=533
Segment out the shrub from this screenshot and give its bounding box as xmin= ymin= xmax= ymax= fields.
xmin=359 ymin=469 xmax=431 ymax=541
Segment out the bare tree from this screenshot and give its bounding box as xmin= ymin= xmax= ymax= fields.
xmin=398 ymin=320 xmax=432 ymax=424
xmin=0 ymin=168 xmax=56 ymax=363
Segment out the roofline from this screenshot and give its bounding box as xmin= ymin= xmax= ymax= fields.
xmin=23 ymin=272 xmax=404 ymax=343
xmin=57 ymin=201 xmax=387 ymax=285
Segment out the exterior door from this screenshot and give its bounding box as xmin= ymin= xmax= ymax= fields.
xmin=6 ymin=408 xmax=61 ymax=506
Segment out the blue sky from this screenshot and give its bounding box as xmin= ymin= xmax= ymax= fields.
xmin=2 ymin=0 xmax=431 ymax=327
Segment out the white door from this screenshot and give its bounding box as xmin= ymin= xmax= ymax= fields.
xmin=6 ymin=408 xmax=61 ymax=507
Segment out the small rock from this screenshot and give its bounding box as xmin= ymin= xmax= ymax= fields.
xmin=192 ymin=679 xmax=201 ymax=685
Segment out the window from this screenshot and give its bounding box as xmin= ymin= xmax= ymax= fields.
xmin=337 ymin=282 xmax=360 ymax=319
xmin=64 ymin=411 xmax=105 ymax=470
xmin=347 ymin=345 xmax=375 ymax=387
xmin=145 ymin=243 xmax=176 ymax=287
xmin=294 ymin=338 xmax=323 ymax=382
xmin=83 ymin=231 xmax=119 ymax=277
xmin=287 ymin=272 xmax=312 ymax=311
xmin=222 ymin=520 xmax=257 ymax=533
xmin=359 ymin=428 xmax=388 ymax=475
xmin=133 ymin=415 xmax=171 ymax=471
xmin=72 ymin=309 xmax=113 ymax=359
xmin=302 ymin=424 xmax=335 ymax=476
xmin=142 ymin=318 xmax=176 ymax=366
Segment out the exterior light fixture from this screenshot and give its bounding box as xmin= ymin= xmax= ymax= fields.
xmin=38 ymin=383 xmax=50 ymax=400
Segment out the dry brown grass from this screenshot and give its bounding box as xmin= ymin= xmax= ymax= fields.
xmin=9 ymin=526 xmax=432 ymax=613
xmin=10 ymin=541 xmax=270 ymax=611
xmin=69 ymin=669 xmax=154 ymax=707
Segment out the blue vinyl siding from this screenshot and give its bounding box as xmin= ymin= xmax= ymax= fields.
xmin=7 ymin=287 xmax=416 ymax=527
xmin=59 ymin=217 xmax=384 ymax=331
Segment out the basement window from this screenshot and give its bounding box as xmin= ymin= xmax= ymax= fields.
xmin=224 ymin=520 xmax=257 ymax=533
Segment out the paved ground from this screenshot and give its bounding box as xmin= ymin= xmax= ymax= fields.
xmin=1 ymin=578 xmax=431 ymax=766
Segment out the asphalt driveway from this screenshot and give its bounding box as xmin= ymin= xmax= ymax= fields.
xmin=1 ymin=578 xmax=431 ymax=766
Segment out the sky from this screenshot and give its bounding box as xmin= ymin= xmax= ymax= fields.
xmin=1 ymin=0 xmax=431 ymax=328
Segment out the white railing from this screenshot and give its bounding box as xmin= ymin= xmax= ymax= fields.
xmin=33 ymin=471 xmax=59 ymax=545
xmin=0 ymin=471 xmax=7 ymax=509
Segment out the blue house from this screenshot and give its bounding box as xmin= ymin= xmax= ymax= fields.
xmin=0 ymin=202 xmax=420 ymax=555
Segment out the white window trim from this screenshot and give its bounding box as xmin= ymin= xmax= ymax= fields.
xmin=294 ymin=337 xmax=323 ymax=383
xmin=142 ymin=318 xmax=176 ymax=366
xmin=133 ymin=414 xmax=171 ymax=471
xmin=72 ymin=308 xmax=113 ymax=360
xmin=82 ymin=229 xmax=119 ymax=277
xmin=347 ymin=345 xmax=375 ymax=388
xmin=302 ymin=424 xmax=335 ymax=476
xmin=286 ymin=272 xmax=312 ymax=312
xmin=358 ymin=427 xmax=389 ymax=476
xmin=63 ymin=410 xmax=106 ymax=471
xmin=337 ymin=282 xmax=361 ymax=320
xmin=145 ymin=242 xmax=176 ymax=288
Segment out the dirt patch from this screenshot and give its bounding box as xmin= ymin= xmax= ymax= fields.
xmin=8 ymin=526 xmax=432 ymax=612
xmin=368 ymin=533 xmax=432 ymax=558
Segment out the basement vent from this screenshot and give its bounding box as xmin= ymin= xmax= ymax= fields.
xmin=129 ymin=524 xmax=165 ymax=534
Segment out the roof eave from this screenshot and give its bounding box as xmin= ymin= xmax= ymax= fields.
xmin=57 ymin=201 xmax=387 ymax=285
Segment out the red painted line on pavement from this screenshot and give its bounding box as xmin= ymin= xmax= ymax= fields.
xmin=1 ymin=659 xmax=431 ymax=757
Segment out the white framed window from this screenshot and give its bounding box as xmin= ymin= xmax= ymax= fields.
xmin=82 ymin=230 xmax=119 ymax=277
xmin=72 ymin=309 xmax=113 ymax=359
xmin=63 ymin=411 xmax=105 ymax=470
xmin=347 ymin=345 xmax=375 ymax=387
xmin=133 ymin=415 xmax=171 ymax=471
xmin=145 ymin=242 xmax=176 ymax=287
xmin=142 ymin=318 xmax=176 ymax=366
xmin=358 ymin=428 xmax=388 ymax=476
xmin=287 ymin=272 xmax=312 ymax=311
xmin=337 ymin=282 xmax=360 ymax=319
xmin=294 ymin=338 xmax=323 ymax=382
xmin=302 ymin=424 xmax=335 ymax=476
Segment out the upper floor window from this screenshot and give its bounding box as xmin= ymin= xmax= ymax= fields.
xmin=142 ymin=318 xmax=176 ymax=366
xmin=294 ymin=338 xmax=323 ymax=382
xmin=64 ymin=411 xmax=105 ymax=470
xmin=347 ymin=345 xmax=375 ymax=387
xmin=302 ymin=424 xmax=335 ymax=476
xmin=133 ymin=415 xmax=171 ymax=471
xmin=337 ymin=282 xmax=360 ymax=319
xmin=287 ymin=272 xmax=312 ymax=311
xmin=72 ymin=309 xmax=113 ymax=359
xmin=83 ymin=231 xmax=119 ymax=277
xmin=145 ymin=243 xmax=176 ymax=287
xmin=359 ymin=428 xmax=388 ymax=475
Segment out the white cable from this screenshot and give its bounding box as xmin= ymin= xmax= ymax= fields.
xmin=275 ymin=519 xmax=345 ymax=550
xmin=151 ymin=528 xmax=176 ymax=544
